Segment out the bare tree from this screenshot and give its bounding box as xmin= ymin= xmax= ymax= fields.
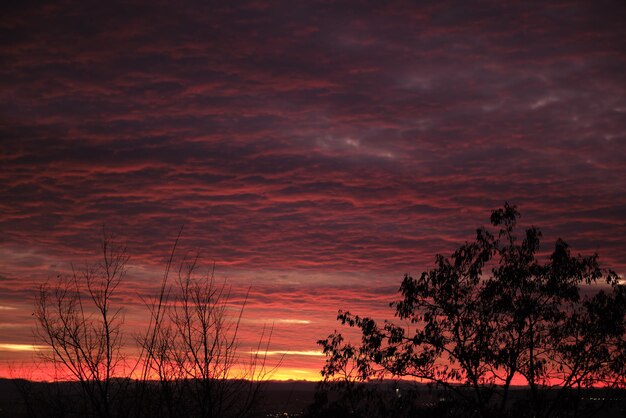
xmin=139 ymin=253 xmax=274 ymax=418
xmin=34 ymin=231 xmax=276 ymax=418
xmin=34 ymin=235 xmax=128 ymax=418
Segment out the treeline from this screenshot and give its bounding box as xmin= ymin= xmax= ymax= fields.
xmin=304 ymin=381 xmax=626 ymax=418
xmin=3 ymin=378 xmax=625 ymax=418
xmin=4 ymin=378 xmax=280 ymax=418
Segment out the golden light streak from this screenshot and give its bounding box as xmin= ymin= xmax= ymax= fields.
xmin=274 ymin=319 xmax=311 ymax=324
xmin=251 ymin=350 xmax=324 ymax=357
xmin=0 ymin=343 xmax=50 ymax=352
xmin=248 ymin=318 xmax=312 ymax=324
xmin=270 ymin=368 xmax=321 ymax=381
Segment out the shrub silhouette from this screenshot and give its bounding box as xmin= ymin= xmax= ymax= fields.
xmin=318 ymin=203 xmax=626 ymax=418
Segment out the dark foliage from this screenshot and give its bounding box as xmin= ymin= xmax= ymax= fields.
xmin=1 ymin=378 xmax=281 ymax=418
xmin=317 ymin=204 xmax=626 ymax=418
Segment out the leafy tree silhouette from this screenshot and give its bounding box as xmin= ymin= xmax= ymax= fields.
xmin=318 ymin=203 xmax=626 ymax=418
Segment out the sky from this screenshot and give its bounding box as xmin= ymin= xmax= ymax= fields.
xmin=1 ymin=0 xmax=625 ymax=381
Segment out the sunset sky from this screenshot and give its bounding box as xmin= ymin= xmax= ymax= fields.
xmin=1 ymin=0 xmax=625 ymax=381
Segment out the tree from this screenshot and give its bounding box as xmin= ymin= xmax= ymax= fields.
xmin=34 ymin=235 xmax=129 ymax=418
xmin=318 ymin=203 xmax=626 ymax=418
xmin=138 ymin=253 xmax=273 ymax=418
xmin=34 ymin=231 xmax=274 ymax=418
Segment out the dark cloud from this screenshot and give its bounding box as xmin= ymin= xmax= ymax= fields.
xmin=1 ymin=0 xmax=625 ymax=378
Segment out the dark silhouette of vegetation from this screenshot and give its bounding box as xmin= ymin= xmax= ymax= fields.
xmin=29 ymin=230 xmax=274 ymax=418
xmin=135 ymin=251 xmax=273 ymax=418
xmin=7 ymin=206 xmax=626 ymax=418
xmin=34 ymin=236 xmax=129 ymax=418
xmin=317 ymin=204 xmax=626 ymax=418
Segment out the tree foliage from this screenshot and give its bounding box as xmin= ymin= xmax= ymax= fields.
xmin=318 ymin=204 xmax=626 ymax=417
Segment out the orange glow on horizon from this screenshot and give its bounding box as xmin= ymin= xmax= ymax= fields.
xmin=0 ymin=360 xmax=323 ymax=382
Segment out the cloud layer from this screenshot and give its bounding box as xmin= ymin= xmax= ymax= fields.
xmin=1 ymin=0 xmax=625 ymax=379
